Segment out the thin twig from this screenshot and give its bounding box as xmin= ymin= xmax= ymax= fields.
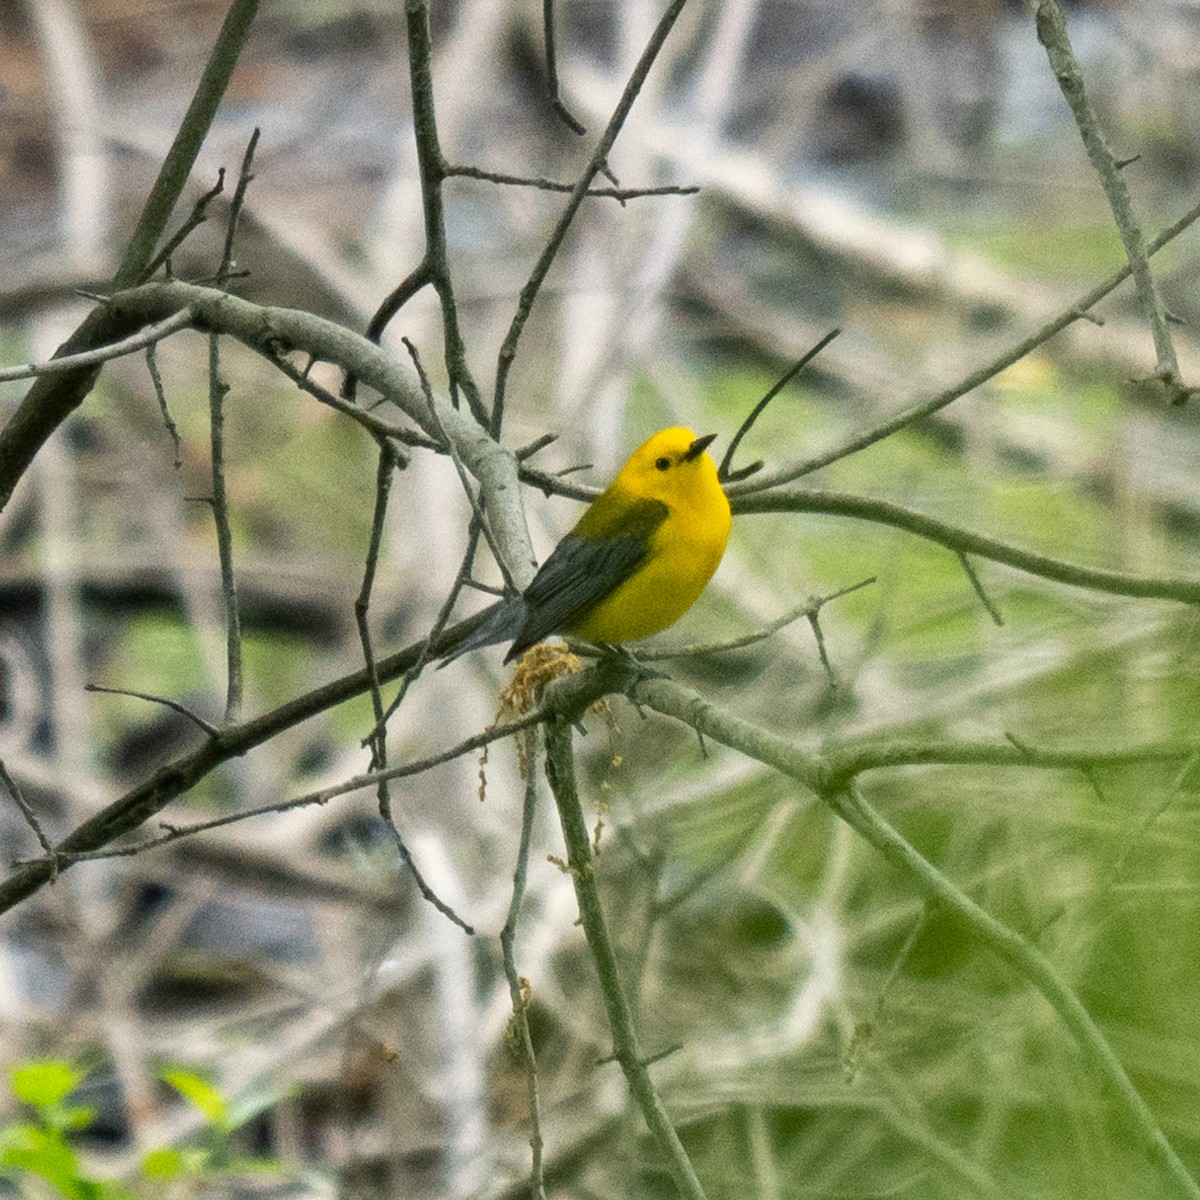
xmin=1035 ymin=0 xmax=1192 ymax=404
xmin=516 ymin=433 xmax=558 ymax=460
xmin=344 ymin=261 xmax=435 ymax=403
xmin=542 ymin=0 xmax=585 ymax=134
xmin=492 ymin=0 xmax=691 ymax=437
xmin=445 ymin=164 xmax=696 ymax=201
xmin=0 ymin=310 xmax=194 ymax=382
xmin=635 ymin=577 xmax=877 ymax=660
xmin=218 ymin=126 xmax=260 ymax=282
xmin=84 ymin=683 xmax=220 ymax=737
xmin=346 ymin=444 xmax=472 ymax=931
xmin=365 ymin=262 xmax=435 ymax=348
xmin=717 ymin=329 xmax=840 ymax=482
xmin=356 ymin=442 xmax=400 ymax=768
xmin=806 ymin=608 xmax=836 ymax=687
xmin=143 ymin=169 xmax=226 ymax=280
xmin=268 ymin=349 xmax=432 ymax=456
xmin=23 ymin=712 xmax=546 ymax=869
xmin=1 ymin=760 xmax=53 ymax=857
xmin=404 ymin=0 xmax=488 ymax=426
xmin=956 ymin=552 xmax=1004 ymax=626
xmin=379 ymin=812 xmax=475 ymax=935
xmin=366 ymin=520 xmax=491 ymax=743
xmin=499 ymin=745 xmax=548 ymax=1200
xmin=144 ymin=342 xmax=182 ymax=469
xmin=207 ymin=334 xmax=242 ymax=722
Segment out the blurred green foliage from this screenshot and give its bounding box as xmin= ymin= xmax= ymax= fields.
xmin=0 ymin=1061 xmax=292 ymax=1199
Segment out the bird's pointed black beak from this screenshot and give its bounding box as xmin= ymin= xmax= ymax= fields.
xmin=684 ymin=432 xmax=718 ymax=461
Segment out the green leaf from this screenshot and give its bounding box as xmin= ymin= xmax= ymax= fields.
xmin=160 ymin=1070 xmax=229 ymax=1127
xmin=141 ymin=1148 xmax=185 ymax=1180
xmin=1 ymin=1124 xmax=84 ymax=1198
xmin=10 ymin=1061 xmax=82 ymax=1109
xmin=59 ymin=1106 xmax=97 ymax=1132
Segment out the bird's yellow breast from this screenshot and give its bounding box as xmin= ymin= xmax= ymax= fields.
xmin=568 ymin=449 xmax=731 ymax=644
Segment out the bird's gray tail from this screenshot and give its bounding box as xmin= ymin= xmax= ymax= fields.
xmin=436 ymin=597 xmax=527 ymax=667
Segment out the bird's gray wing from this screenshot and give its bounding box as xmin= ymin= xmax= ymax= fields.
xmin=507 ymin=498 xmax=668 ymax=661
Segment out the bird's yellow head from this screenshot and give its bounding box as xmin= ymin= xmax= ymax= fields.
xmin=616 ymin=426 xmax=724 ymax=507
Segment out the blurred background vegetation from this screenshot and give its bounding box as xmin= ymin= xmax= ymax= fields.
xmin=2 ymin=0 xmax=1200 ymax=1197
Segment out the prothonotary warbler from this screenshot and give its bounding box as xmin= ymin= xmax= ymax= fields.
xmin=445 ymin=427 xmax=732 ymax=664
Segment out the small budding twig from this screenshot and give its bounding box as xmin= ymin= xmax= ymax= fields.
xmin=444 ymin=164 xmax=697 ymax=202
xmin=142 ymin=169 xmax=225 ymax=281
xmin=207 ymin=333 xmax=242 ymax=723
xmin=144 ymin=342 xmax=182 ymax=469
xmin=217 ymin=126 xmax=260 ymax=282
xmin=356 ymin=442 xmax=401 ymax=767
xmin=542 ymin=0 xmax=585 ymax=134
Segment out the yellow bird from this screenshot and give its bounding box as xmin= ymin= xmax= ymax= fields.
xmin=446 ymin=427 xmax=732 ymax=663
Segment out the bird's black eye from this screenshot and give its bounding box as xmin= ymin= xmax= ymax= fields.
xmin=655 ymin=456 xmax=671 ymax=471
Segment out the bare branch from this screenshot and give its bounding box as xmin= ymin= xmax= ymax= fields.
xmin=499 ymin=749 xmax=548 ymax=1199
xmin=544 ymin=719 xmax=708 ymax=1200
xmin=23 ymin=712 xmax=545 ymax=871
xmin=144 ymin=342 xmax=182 ymax=469
xmin=0 ymin=310 xmax=194 ymax=382
xmin=401 ymin=0 xmax=488 ymax=426
xmin=956 ymin=552 xmax=1004 ymax=626
xmin=143 ymin=169 xmax=226 ymax=280
xmin=492 ymin=0 xmax=691 ymax=437
xmin=735 ymin=489 xmax=1200 ymax=606
xmin=729 ymin=197 xmax=1200 ymax=494
xmin=0 ymin=0 xmax=261 ymax=513
xmin=1035 ymin=0 xmax=1192 ymax=404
